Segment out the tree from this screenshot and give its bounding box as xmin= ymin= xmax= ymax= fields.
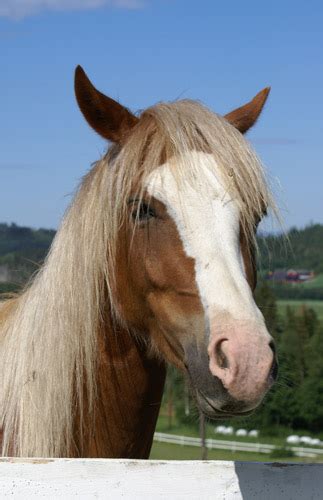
xmin=199 ymin=409 xmax=208 ymax=460
xmin=300 ymin=325 xmax=323 ymax=432
xmin=255 ymin=281 xmax=279 ymax=339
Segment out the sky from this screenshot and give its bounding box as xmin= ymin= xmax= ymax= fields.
xmin=1 ymin=0 xmax=322 ymax=231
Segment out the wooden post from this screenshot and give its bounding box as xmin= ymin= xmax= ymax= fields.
xmin=199 ymin=409 xmax=208 ymax=460
xmin=167 ymin=384 xmax=173 ymax=429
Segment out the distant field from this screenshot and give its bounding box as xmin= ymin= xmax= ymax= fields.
xmin=277 ymin=299 xmax=323 ymax=321
xmin=302 ymin=273 xmax=323 ymax=288
xmin=150 ymin=441 xmax=318 ymax=463
xmin=156 ymin=415 xmax=323 ymax=446
xmin=156 ymin=415 xmax=288 ymax=447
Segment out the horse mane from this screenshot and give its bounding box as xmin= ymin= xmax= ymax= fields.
xmin=0 ymin=99 xmax=277 ymax=457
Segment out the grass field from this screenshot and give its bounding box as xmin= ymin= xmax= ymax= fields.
xmin=302 ymin=273 xmax=323 ymax=288
xmin=150 ymin=441 xmax=318 ymax=463
xmin=156 ymin=416 xmax=286 ymax=446
xmin=156 ymin=415 xmax=323 ymax=445
xmin=277 ymin=299 xmax=323 ymax=321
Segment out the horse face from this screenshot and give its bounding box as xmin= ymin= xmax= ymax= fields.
xmin=116 ymin=151 xmax=277 ymax=417
xmin=74 ymin=66 xmax=277 ymax=418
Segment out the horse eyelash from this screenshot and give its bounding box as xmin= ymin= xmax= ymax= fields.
xmin=128 ymin=199 xmax=157 ymax=221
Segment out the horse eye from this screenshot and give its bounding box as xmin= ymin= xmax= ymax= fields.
xmin=132 ymin=202 xmax=156 ymax=222
xmin=254 ymin=211 xmax=265 ymax=229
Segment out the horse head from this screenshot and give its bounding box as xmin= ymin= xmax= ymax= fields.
xmin=75 ymin=66 xmax=277 ymax=419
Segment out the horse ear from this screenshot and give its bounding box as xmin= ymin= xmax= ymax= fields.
xmin=74 ymin=65 xmax=139 ymax=143
xmin=224 ymin=88 xmax=270 ymax=134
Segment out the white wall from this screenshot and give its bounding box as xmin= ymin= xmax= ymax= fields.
xmin=0 ymin=458 xmax=322 ymax=499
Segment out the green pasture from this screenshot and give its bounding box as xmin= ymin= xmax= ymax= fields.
xmin=277 ymin=299 xmax=323 ymax=321
xmin=302 ymin=273 xmax=323 ymax=288
xmin=150 ymin=441 xmax=318 ymax=463
xmin=156 ymin=415 xmax=286 ymax=446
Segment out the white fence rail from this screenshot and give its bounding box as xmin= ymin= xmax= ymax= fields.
xmin=154 ymin=432 xmax=323 ymax=458
xmin=0 ymin=458 xmax=323 ymax=499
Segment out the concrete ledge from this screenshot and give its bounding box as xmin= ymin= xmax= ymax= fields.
xmin=0 ymin=458 xmax=322 ymax=499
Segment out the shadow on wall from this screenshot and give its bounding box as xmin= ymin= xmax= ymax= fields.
xmin=235 ymin=461 xmax=323 ymax=499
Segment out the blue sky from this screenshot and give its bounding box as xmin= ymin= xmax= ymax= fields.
xmin=1 ymin=0 xmax=322 ymax=230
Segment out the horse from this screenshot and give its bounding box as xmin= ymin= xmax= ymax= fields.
xmin=0 ymin=66 xmax=278 ymax=458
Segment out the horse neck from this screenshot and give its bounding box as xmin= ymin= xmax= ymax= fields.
xmin=77 ymin=313 xmax=166 ymax=458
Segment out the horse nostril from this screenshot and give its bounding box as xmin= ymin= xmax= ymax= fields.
xmin=269 ymin=340 xmax=276 ymax=355
xmin=215 ymin=340 xmax=229 ymax=369
xmin=268 ymin=340 xmax=278 ymax=382
xmin=269 ymin=357 xmax=278 ymax=382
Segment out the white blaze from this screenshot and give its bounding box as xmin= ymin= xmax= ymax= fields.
xmin=145 ymin=151 xmax=263 ymax=326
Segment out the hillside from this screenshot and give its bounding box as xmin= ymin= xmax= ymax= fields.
xmin=0 ymin=223 xmax=55 ymax=284
xmin=258 ymin=224 xmax=323 ymax=274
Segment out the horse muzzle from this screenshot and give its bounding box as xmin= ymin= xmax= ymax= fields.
xmin=184 ymin=319 xmax=278 ymax=418
xmin=207 ymin=319 xmax=277 ymax=406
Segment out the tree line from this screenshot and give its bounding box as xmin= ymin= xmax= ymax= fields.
xmin=0 ymin=223 xmax=55 ymax=290
xmin=258 ymin=223 xmax=323 ymax=274
xmin=250 ymin=282 xmax=323 ymax=434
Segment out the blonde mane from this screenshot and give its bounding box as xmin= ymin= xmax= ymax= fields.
xmin=0 ymin=99 xmax=276 ymax=457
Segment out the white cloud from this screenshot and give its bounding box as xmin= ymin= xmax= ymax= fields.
xmin=0 ymin=0 xmax=143 ymax=19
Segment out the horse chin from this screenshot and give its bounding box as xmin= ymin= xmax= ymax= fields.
xmin=194 ymin=389 xmax=257 ymax=419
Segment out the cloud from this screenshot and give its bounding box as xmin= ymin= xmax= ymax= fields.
xmin=0 ymin=0 xmax=143 ymax=19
